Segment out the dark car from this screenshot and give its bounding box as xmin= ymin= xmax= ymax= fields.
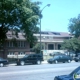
xmin=64 ymin=52 xmax=76 ymax=57
xmin=47 ymin=54 xmax=72 ymax=64
xmin=50 ymin=52 xmax=63 ymax=56
xmin=16 ymin=54 xmax=43 ymax=65
xmin=54 ymin=66 xmax=80 ymax=80
xmin=0 ymin=57 xmax=8 ymax=67
xmin=74 ymin=53 xmax=80 ymax=62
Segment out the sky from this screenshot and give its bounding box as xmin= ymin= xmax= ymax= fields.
xmin=33 ymin=0 xmax=80 ymax=32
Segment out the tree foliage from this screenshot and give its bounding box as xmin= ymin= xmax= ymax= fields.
xmin=61 ymin=38 xmax=80 ymax=52
xmin=61 ymin=14 xmax=80 ymax=54
xmin=68 ymin=14 xmax=80 ymax=38
xmin=0 ymin=0 xmax=41 ymax=47
xmin=32 ymin=43 xmax=44 ymax=53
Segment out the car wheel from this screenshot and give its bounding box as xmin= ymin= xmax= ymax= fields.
xmin=68 ymin=60 xmax=71 ymax=63
xmin=20 ymin=61 xmax=25 ymax=66
xmin=75 ymin=60 xmax=78 ymax=62
xmin=0 ymin=63 xmax=4 ymax=67
xmin=37 ymin=60 xmax=41 ymax=65
xmin=55 ymin=60 xmax=58 ymax=64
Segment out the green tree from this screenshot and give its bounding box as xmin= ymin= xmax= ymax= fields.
xmin=32 ymin=43 xmax=44 ymax=53
xmin=68 ymin=14 xmax=80 ymax=38
xmin=61 ymin=14 xmax=80 ymax=55
xmin=0 ymin=0 xmax=41 ymax=47
xmin=61 ymin=38 xmax=80 ymax=52
xmin=0 ymin=0 xmax=42 ymax=58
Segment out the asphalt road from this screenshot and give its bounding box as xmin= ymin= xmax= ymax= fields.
xmin=0 ymin=62 xmax=80 ymax=80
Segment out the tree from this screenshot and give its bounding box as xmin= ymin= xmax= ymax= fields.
xmin=32 ymin=43 xmax=44 ymax=53
xmin=68 ymin=14 xmax=80 ymax=38
xmin=61 ymin=14 xmax=80 ymax=56
xmin=0 ymin=0 xmax=41 ymax=47
xmin=0 ymin=0 xmax=42 ymax=58
xmin=61 ymin=38 xmax=80 ymax=56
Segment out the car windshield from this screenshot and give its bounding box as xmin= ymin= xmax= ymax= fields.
xmin=69 ymin=66 xmax=80 ymax=76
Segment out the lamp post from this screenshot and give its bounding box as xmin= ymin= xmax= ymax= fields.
xmin=40 ymin=4 xmax=50 ymax=54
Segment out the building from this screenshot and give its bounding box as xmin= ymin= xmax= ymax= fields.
xmin=0 ymin=31 xmax=72 ymax=59
xmin=34 ymin=31 xmax=72 ymax=55
xmin=0 ymin=31 xmax=30 ymax=59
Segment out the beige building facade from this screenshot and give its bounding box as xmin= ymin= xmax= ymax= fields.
xmin=34 ymin=31 xmax=72 ymax=55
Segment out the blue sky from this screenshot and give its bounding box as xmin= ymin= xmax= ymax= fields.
xmin=33 ymin=0 xmax=80 ymax=32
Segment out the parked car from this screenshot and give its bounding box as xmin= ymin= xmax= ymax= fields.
xmin=50 ymin=52 xmax=62 ymax=56
xmin=0 ymin=57 xmax=8 ymax=67
xmin=47 ymin=54 xmax=72 ymax=64
xmin=54 ymin=66 xmax=80 ymax=80
xmin=74 ymin=53 xmax=80 ymax=62
xmin=16 ymin=54 xmax=43 ymax=65
xmin=64 ymin=51 xmax=76 ymax=57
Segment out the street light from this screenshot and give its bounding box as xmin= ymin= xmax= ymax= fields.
xmin=40 ymin=4 xmax=50 ymax=54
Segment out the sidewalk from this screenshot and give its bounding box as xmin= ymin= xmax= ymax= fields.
xmin=9 ymin=63 xmax=16 ymax=66
xmin=42 ymin=60 xmax=47 ymax=64
xmin=9 ymin=60 xmax=48 ymax=66
xmin=8 ymin=60 xmax=75 ymax=66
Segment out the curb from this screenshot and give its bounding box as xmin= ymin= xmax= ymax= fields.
xmin=42 ymin=60 xmax=47 ymax=64
xmin=8 ymin=60 xmax=75 ymax=66
xmin=9 ymin=63 xmax=16 ymax=66
xmin=9 ymin=61 xmax=48 ymax=66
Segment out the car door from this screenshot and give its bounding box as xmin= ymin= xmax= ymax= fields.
xmin=59 ymin=55 xmax=68 ymax=62
xmin=24 ymin=55 xmax=32 ymax=64
xmin=31 ymin=55 xmax=37 ymax=63
xmin=27 ymin=55 xmax=34 ymax=63
xmin=22 ymin=56 xmax=28 ymax=64
xmin=63 ymin=55 xmax=68 ymax=62
xmin=21 ymin=55 xmax=30 ymax=63
xmin=59 ymin=55 xmax=64 ymax=62
xmin=64 ymin=55 xmax=71 ymax=62
xmin=27 ymin=54 xmax=36 ymax=64
xmin=54 ymin=55 xmax=62 ymax=62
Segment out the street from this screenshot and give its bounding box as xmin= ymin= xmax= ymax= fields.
xmin=0 ymin=62 xmax=80 ymax=80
